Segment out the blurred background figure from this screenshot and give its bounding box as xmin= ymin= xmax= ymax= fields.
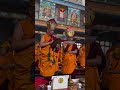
xmin=12 ymin=2 xmax=35 ymax=90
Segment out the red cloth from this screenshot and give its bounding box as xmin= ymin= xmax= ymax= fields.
xmin=48 ymin=19 xmax=57 ymax=24
xmin=35 ymin=77 xmax=48 ymax=88
xmin=48 ymin=35 xmax=57 ymax=42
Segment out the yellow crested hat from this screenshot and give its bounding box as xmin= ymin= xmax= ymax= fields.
xmin=65 ymin=26 xmax=75 ymax=38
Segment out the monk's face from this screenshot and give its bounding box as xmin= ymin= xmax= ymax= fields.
xmin=48 ymin=30 xmax=54 ymax=36
xmin=50 ymin=23 xmax=56 ymax=31
xmin=72 ymin=12 xmax=77 ymax=21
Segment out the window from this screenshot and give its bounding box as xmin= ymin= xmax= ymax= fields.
xmin=75 ymin=43 xmax=81 ymax=49
xmin=98 ymin=41 xmax=112 ymax=54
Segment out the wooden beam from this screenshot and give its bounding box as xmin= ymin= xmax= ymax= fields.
xmin=35 ymin=31 xmax=85 ymax=39
xmin=93 ymin=25 xmax=120 ymax=32
xmin=86 ymin=0 xmax=120 ymax=15
xmin=35 ymin=20 xmax=85 ymax=33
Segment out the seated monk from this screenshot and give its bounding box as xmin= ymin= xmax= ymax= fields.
xmin=62 ymin=26 xmax=78 ymax=75
xmin=39 ymin=19 xmax=60 ymax=77
xmin=0 ymin=41 xmax=14 ymax=90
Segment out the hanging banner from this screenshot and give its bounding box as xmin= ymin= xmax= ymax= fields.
xmin=39 ymin=0 xmax=56 ymax=21
xmin=80 ymin=10 xmax=85 ymax=28
xmin=56 ymin=4 xmax=68 ymax=25
xmin=35 ymin=0 xmax=39 ymax=11
xmin=67 ymin=8 xmax=81 ymax=27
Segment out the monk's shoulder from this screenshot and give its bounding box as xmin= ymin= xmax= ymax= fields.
xmin=20 ymin=19 xmax=27 ymax=25
xmin=42 ymin=34 xmax=47 ymax=38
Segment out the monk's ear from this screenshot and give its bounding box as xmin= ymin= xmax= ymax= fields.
xmin=47 ymin=29 xmax=49 ymax=32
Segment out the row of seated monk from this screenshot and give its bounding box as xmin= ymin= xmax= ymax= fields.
xmin=35 ymin=36 xmax=120 ymax=90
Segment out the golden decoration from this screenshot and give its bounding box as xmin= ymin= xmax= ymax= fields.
xmin=58 ymin=78 xmax=64 ymax=84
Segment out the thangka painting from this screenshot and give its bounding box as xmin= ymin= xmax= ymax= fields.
xmin=67 ymin=8 xmax=81 ymax=27
xmin=39 ymin=0 xmax=56 ymax=21
xmin=80 ymin=10 xmax=85 ymax=28
xmin=35 ymin=0 xmax=39 ymax=11
xmin=55 ymin=4 xmax=68 ymax=25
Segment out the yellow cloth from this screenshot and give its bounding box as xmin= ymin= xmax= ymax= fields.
xmin=62 ymin=44 xmax=77 ymax=74
xmin=54 ymin=52 xmax=59 ymax=72
xmin=14 ymin=18 xmax=34 ymax=90
xmin=0 ymin=52 xmax=14 ymax=90
xmin=35 ymin=43 xmax=40 ymax=62
xmin=103 ymin=45 xmax=120 ymax=90
xmin=78 ymin=45 xmax=85 ymax=67
xmin=86 ymin=43 xmax=101 ymax=90
xmin=86 ymin=67 xmax=101 ymax=90
xmin=39 ymin=34 xmax=58 ymax=77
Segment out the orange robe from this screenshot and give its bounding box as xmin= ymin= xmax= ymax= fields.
xmin=35 ymin=43 xmax=40 ymax=62
xmin=104 ymin=44 xmax=120 ymax=90
xmin=78 ymin=45 xmax=85 ymax=67
xmin=86 ymin=42 xmax=102 ymax=90
xmin=54 ymin=51 xmax=60 ymax=72
xmin=14 ymin=18 xmax=34 ymax=90
xmin=39 ymin=34 xmax=59 ymax=77
xmin=62 ymin=44 xmax=77 ymax=74
xmin=0 ymin=45 xmax=14 ymax=90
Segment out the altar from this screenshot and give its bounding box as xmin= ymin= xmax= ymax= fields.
xmin=35 ymin=76 xmax=85 ymax=90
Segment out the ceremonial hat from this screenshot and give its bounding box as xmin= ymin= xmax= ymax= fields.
xmin=46 ymin=19 xmax=57 ymax=30
xmin=65 ymin=26 xmax=75 ymax=38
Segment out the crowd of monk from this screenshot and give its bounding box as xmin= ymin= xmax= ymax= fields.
xmin=0 ymin=5 xmax=120 ymax=90
xmin=35 ymin=20 xmax=85 ymax=77
xmin=35 ymin=19 xmax=120 ymax=90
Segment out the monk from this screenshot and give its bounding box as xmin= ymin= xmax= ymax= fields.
xmin=85 ymin=34 xmax=105 ymax=90
xmin=85 ymin=5 xmax=106 ymax=90
xmin=39 ymin=19 xmax=60 ymax=77
xmin=0 ymin=41 xmax=14 ymax=90
xmin=62 ymin=27 xmax=78 ymax=75
xmin=78 ymin=44 xmax=85 ymax=68
xmin=12 ymin=4 xmax=35 ymax=90
xmin=103 ymin=37 xmax=120 ymax=90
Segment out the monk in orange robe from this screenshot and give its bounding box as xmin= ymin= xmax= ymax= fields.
xmin=103 ymin=43 xmax=120 ymax=90
xmin=0 ymin=41 xmax=14 ymax=90
xmin=85 ymin=36 xmax=105 ymax=90
xmin=62 ymin=27 xmax=78 ymax=75
xmin=39 ymin=19 xmax=60 ymax=77
xmin=85 ymin=6 xmax=106 ymax=89
xmin=12 ymin=5 xmax=35 ymax=90
xmin=78 ymin=44 xmax=85 ymax=68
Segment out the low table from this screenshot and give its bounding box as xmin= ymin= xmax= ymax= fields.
xmin=36 ymin=84 xmax=85 ymax=90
